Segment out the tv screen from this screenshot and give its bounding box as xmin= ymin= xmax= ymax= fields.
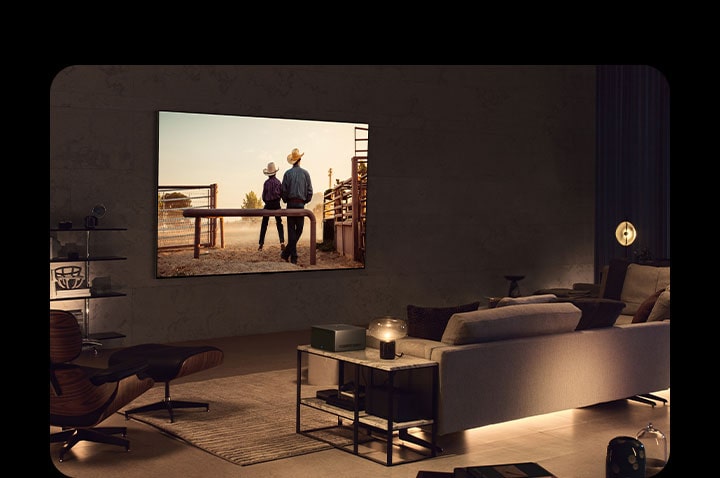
xmin=156 ymin=111 xmax=368 ymax=278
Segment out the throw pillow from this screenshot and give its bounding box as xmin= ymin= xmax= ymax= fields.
xmin=572 ymin=298 xmax=626 ymax=330
xmin=496 ymin=294 xmax=558 ymax=307
xmin=406 ymin=301 xmax=481 ymax=341
xmin=440 ymin=302 xmax=582 ymax=345
xmin=647 ymin=285 xmax=670 ymax=322
xmin=631 ymin=289 xmax=664 ymax=323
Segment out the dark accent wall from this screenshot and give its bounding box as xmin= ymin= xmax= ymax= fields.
xmin=596 ymin=65 xmax=671 ymax=277
xmin=49 ymin=65 xmax=596 ymax=346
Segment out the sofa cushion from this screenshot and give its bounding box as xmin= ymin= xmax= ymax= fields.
xmin=631 ymin=289 xmax=664 ymax=323
xmin=496 ymin=294 xmax=557 ymax=307
xmin=648 ymin=285 xmax=670 ymax=322
xmin=440 ymin=302 xmax=581 ymax=345
xmin=571 ymin=298 xmax=626 ymax=330
xmin=620 ymin=263 xmax=671 ymax=316
xmin=406 ymin=301 xmax=481 ymax=341
xmin=394 ymin=337 xmax=450 ymax=360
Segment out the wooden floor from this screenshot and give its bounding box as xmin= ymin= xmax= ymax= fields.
xmin=49 ymin=329 xmax=672 ymax=478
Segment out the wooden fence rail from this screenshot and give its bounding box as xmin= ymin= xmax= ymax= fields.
xmin=183 ymin=208 xmax=317 ymax=264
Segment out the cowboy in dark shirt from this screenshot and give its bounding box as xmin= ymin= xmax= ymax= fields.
xmin=258 ymin=161 xmax=285 ymax=251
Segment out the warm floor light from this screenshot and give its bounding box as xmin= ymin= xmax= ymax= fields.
xmin=615 ymin=221 xmax=637 ymax=247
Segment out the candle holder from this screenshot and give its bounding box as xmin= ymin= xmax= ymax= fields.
xmin=378 ymin=340 xmax=396 ymax=360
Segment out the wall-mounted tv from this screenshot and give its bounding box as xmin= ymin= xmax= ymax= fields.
xmin=156 ymin=111 xmax=369 ymax=278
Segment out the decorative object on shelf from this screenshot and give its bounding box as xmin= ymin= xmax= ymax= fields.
xmin=92 ymin=203 xmax=107 ymax=219
xmin=616 ymin=220 xmax=638 ymax=259
xmin=85 ymin=203 xmax=107 ymax=229
xmin=636 ymin=422 xmax=667 ymax=476
xmin=504 ymin=275 xmax=525 ymax=297
xmin=606 ymin=436 xmax=645 ymax=478
xmin=53 ymin=265 xmax=90 ymax=298
xmin=90 ymin=276 xmax=112 ymax=295
xmin=58 ymin=221 xmax=72 ymax=230
xmin=54 ymin=266 xmax=86 ymax=290
xmin=368 ymin=317 xmax=407 ymax=359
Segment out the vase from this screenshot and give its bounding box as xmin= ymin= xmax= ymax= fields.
xmin=606 ymin=436 xmax=645 ymax=478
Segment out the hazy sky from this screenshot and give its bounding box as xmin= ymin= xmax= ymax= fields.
xmin=158 ymin=111 xmax=368 ymax=209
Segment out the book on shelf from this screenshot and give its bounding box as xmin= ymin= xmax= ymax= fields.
xmin=54 ymin=287 xmax=91 ymax=298
xmin=339 ymin=382 xmax=365 ymax=400
xmin=326 ymin=394 xmax=365 ymax=411
xmin=454 ymin=462 xmax=556 ymax=478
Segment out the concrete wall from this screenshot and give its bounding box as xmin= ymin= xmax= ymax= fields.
xmin=49 ymin=65 xmax=596 ymax=346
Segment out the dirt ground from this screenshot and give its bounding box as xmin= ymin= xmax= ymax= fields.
xmin=157 ymin=221 xmax=363 ymax=277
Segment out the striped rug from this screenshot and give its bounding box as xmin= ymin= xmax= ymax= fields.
xmin=118 ymin=368 xmax=349 ymax=466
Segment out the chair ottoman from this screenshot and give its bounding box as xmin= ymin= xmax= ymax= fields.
xmin=108 ymin=343 xmax=224 ymax=422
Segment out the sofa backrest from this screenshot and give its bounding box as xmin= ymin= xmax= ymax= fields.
xmin=620 ymin=264 xmax=671 ymax=316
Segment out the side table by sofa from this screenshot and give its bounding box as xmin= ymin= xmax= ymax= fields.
xmin=505 ymin=275 xmax=525 ymax=297
xmin=296 ymin=344 xmax=439 ymax=466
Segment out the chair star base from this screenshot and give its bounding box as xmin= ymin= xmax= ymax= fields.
xmin=51 ymin=426 xmax=129 ymax=462
xmin=123 ymin=383 xmax=211 ymax=423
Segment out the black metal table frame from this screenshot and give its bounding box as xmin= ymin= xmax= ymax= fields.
xmin=296 ymin=346 xmax=440 ymax=466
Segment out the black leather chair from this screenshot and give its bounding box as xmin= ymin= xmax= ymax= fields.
xmin=108 ymin=343 xmax=224 ymax=423
xmin=50 ymin=310 xmax=155 ymax=462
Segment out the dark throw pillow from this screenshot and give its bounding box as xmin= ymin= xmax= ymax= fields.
xmin=572 ymin=298 xmax=626 ymax=330
xmin=603 ymin=258 xmax=632 ymax=300
xmin=406 ymin=301 xmax=481 ymax=341
xmin=632 ymin=289 xmax=664 ymax=323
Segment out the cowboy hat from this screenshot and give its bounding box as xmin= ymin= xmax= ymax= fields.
xmin=287 ymin=148 xmax=304 ymax=164
xmin=263 ymin=161 xmax=280 ymax=176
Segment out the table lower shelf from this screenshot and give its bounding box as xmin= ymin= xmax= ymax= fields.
xmin=296 ymin=345 xmax=439 ymax=466
xmin=299 ymin=419 xmax=437 ymax=466
xmin=299 ymin=397 xmax=437 ymax=466
xmin=301 ymin=397 xmax=434 ymax=430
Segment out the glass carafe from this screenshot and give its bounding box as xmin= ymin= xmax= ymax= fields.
xmin=636 ymin=422 xmax=667 ymax=477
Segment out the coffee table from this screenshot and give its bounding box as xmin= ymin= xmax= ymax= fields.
xmin=296 ymin=345 xmax=439 ymax=466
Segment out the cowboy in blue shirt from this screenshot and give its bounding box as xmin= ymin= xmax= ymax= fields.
xmin=281 ymin=148 xmax=313 ymax=264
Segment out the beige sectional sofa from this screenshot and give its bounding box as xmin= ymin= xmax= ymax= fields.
xmin=366 ymin=262 xmax=670 ymax=436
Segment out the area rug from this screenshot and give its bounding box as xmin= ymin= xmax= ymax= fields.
xmin=118 ymin=368 xmax=351 ymax=466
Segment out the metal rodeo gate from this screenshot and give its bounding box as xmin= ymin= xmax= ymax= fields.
xmin=322 ymin=126 xmax=368 ymax=263
xmin=157 ymin=184 xmax=222 ymax=251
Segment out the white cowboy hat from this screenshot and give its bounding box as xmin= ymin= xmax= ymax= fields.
xmin=287 ymin=148 xmax=304 ymax=164
xmin=263 ymin=162 xmax=280 ymax=176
